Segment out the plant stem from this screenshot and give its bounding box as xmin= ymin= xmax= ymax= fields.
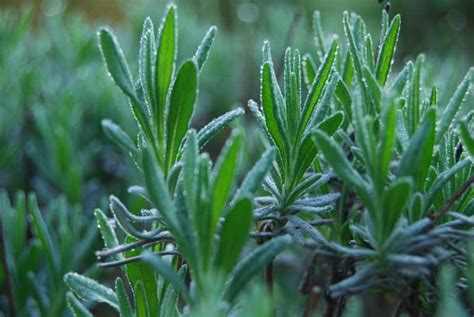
xmin=300 ymin=252 xmax=322 ymax=317
xmin=264 ymin=260 xmax=274 ymax=293
xmin=324 ymin=257 xmax=354 ymax=317
xmin=95 ymin=234 xmax=173 ymax=258
xmin=430 ymin=175 xmax=474 ymax=223
xmin=97 ymin=251 xmax=181 ymax=268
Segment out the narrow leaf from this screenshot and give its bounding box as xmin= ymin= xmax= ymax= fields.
xmin=141 ymin=252 xmax=191 ymax=303
xmin=299 ymin=40 xmax=338 ymax=134
xmin=116 ymin=278 xmax=134 ymax=317
xmin=196 ymin=108 xmax=245 ymax=148
xmin=66 ymin=292 xmax=93 ymax=317
xmin=215 ymin=198 xmax=252 ymax=275
xmin=437 ymin=68 xmax=473 ymax=142
xmin=101 ymin=119 xmax=138 ymax=157
xmin=211 ymin=131 xmax=242 ymax=234
xmin=376 ymin=15 xmax=401 ymax=86
xmin=194 ymin=26 xmax=217 ymax=70
xmin=156 ymin=5 xmax=177 ymax=140
xmin=98 ymin=29 xmax=135 ymax=99
xmin=224 ymin=236 xmax=291 ymax=302
xmin=165 ymin=60 xmax=198 ymax=171
xmin=64 ymin=273 xmax=119 ymax=311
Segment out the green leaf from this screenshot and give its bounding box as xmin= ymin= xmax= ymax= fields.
xmin=210 ymin=131 xmax=242 ymax=238
xmin=64 ymin=273 xmax=119 ymax=311
xmin=299 ymin=40 xmax=338 ymax=134
xmin=363 ymin=65 xmax=381 ymax=112
xmin=101 ymin=119 xmax=138 ymax=157
xmin=98 ymin=28 xmax=135 ymax=100
xmin=312 ymin=130 xmax=368 ymax=198
xmin=382 ymin=177 xmax=412 ymax=241
xmin=139 ymin=17 xmax=156 ymax=113
xmin=262 ymin=40 xmax=272 ymax=64
xmin=94 ymin=209 xmax=122 ymax=261
xmin=183 ymin=130 xmax=199 ymax=217
xmin=375 ymin=15 xmax=400 ymax=86
xmin=194 ymin=26 xmax=217 ymax=71
xmin=390 ymin=61 xmax=413 ymax=95
xmin=116 ymin=278 xmax=134 ymax=317
xmin=287 ymin=216 xmax=326 ymax=243
xmin=437 ymin=67 xmax=473 ymax=142
xmin=409 ymin=192 xmax=425 ymax=222
xmin=425 ymin=158 xmax=472 ymax=209
xmin=142 ymin=252 xmax=191 ymax=303
xmin=407 ymin=55 xmax=424 ymax=136
xmin=224 ymin=235 xmax=291 ymax=302
xmin=397 ymin=108 xmax=436 ymax=190
xmin=160 ymin=265 xmax=187 ymax=317
xmin=215 ymin=198 xmax=252 ymax=275
xmin=308 ymin=74 xmax=339 ymax=130
xmin=313 ymin=11 xmax=326 ymax=56
xmin=458 ymin=120 xmax=474 ymax=157
xmin=233 ymin=148 xmax=276 ymax=202
xmin=165 ymin=60 xmax=198 ymax=172
xmin=302 ymin=53 xmax=316 ymax=88
xmin=66 ymin=292 xmax=93 ymax=317
xmin=293 ymin=135 xmax=319 ymax=189
xmin=135 ymin=281 xmax=150 ymax=317
xmin=196 ymin=108 xmax=245 ymax=148
xmin=343 ymin=12 xmax=368 ymax=109
xmin=29 ymin=193 xmax=59 ymax=276
xmin=335 ymin=76 xmax=352 ymax=122
xmin=124 ymin=235 xmax=157 ymax=316
xmin=261 ymin=61 xmax=288 ymax=157
xmin=143 ymin=147 xmax=176 ymax=229
xmin=156 ymin=5 xmax=177 ymax=141
xmin=284 ymin=49 xmax=301 ymax=141
xmin=316 ymin=111 xmax=344 ymax=136
xmin=375 ymin=101 xmax=397 ymax=192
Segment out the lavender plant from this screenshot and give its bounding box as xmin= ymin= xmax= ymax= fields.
xmin=60 ymin=5 xmax=473 ymax=317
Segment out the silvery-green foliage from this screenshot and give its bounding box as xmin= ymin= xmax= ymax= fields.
xmin=249 ymin=36 xmax=342 ymax=249
xmin=64 ymin=5 xmax=288 ymax=316
xmin=98 ymin=4 xmax=244 ymax=177
xmin=308 ymin=10 xmax=473 ymax=311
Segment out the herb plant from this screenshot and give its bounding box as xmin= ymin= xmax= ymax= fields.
xmin=2 ymin=3 xmax=473 ymax=317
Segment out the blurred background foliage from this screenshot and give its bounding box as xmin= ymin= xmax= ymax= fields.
xmin=0 ymin=0 xmax=473 ymax=315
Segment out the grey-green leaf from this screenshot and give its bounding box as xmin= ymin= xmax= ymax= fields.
xmin=224 ymin=235 xmax=291 ymax=302
xmin=312 ymin=130 xmax=368 ymax=197
xmin=142 ymin=252 xmax=191 ymax=303
xmin=143 ymin=147 xmax=177 ymax=229
xmin=94 ymin=209 xmax=122 ymax=261
xmin=66 ymin=292 xmax=93 ymax=317
xmin=437 ymin=67 xmax=473 ymax=142
xmin=101 ymin=119 xmax=138 ymax=157
xmin=197 ymin=108 xmax=245 ymax=148
xmin=194 ymin=26 xmax=217 ymax=71
xmin=64 ymin=272 xmax=119 ymax=311
xmin=98 ymin=28 xmax=135 ymax=100
xmin=116 ymin=278 xmax=134 ymax=317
